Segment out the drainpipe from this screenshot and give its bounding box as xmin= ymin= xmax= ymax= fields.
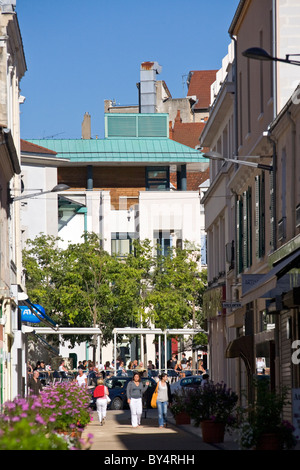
xmin=272 ymin=0 xmax=277 ymax=120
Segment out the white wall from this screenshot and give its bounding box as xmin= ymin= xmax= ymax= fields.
xmin=20 ymin=164 xmax=58 ymax=246
xmin=139 ymin=191 xmax=201 ymax=248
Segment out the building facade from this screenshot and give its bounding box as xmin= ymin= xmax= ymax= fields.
xmin=201 ymin=0 xmax=300 ymax=421
xmin=0 ymin=1 xmax=26 ymax=405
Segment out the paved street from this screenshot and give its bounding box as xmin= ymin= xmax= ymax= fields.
xmin=82 ymin=408 xmax=240 ymax=452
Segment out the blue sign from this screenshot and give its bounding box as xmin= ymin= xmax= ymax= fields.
xmin=20 ymin=304 xmax=45 ymax=324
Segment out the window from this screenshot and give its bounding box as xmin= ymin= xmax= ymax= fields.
xmin=111 ymin=232 xmax=137 ymax=257
xmin=146 ymin=166 xmax=170 ymax=190
xmin=200 ymin=233 xmax=207 ymax=265
xmin=236 ymin=188 xmax=252 ymax=273
xmin=154 ymin=229 xmax=182 ymax=257
xmin=260 ymin=309 xmax=275 ymax=332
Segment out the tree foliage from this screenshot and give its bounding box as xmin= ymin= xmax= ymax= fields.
xmin=22 ymin=233 xmax=207 ymax=345
xmin=145 ymin=243 xmax=207 ymax=330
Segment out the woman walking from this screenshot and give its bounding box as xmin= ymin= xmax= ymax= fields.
xmin=93 ymin=378 xmax=109 ymax=426
xmin=126 ymin=372 xmax=149 ymax=428
xmin=156 ymin=373 xmax=172 ymax=428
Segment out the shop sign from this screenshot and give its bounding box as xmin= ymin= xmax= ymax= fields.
xmin=20 ymin=304 xmax=45 ymax=323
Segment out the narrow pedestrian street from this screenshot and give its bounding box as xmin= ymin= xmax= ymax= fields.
xmin=82 ymin=408 xmax=239 ymax=452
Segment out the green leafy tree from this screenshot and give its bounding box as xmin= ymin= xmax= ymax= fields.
xmin=145 ymin=243 xmax=207 ymax=331
xmin=22 ymin=234 xmax=207 ymax=351
xmin=22 ymin=234 xmax=155 ymax=346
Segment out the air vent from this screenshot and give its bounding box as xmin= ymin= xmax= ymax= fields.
xmin=105 ymin=113 xmax=168 ymax=138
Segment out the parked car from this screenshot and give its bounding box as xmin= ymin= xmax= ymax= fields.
xmin=90 ymin=375 xmax=157 ymax=411
xmin=170 ymin=375 xmax=203 ymax=395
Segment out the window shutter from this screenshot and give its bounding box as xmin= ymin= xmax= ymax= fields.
xmin=236 ymin=197 xmax=243 ymax=274
xmin=243 ymin=191 xmax=248 ymax=269
xmin=255 ymin=175 xmax=260 ymax=258
xmin=269 ymin=171 xmax=275 ymax=250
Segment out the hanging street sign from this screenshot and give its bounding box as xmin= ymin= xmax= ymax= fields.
xmin=222 ymin=301 xmax=242 ymax=309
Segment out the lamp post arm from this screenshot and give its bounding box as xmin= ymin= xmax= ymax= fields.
xmin=10 ymin=184 xmax=69 ymax=202
xmin=224 ymin=158 xmax=273 ymax=172
xmin=11 ymin=189 xmax=53 ymax=202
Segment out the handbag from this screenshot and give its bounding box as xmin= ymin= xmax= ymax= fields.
xmin=151 ymin=382 xmax=159 ymax=409
xmin=106 ymin=395 xmax=111 ymax=404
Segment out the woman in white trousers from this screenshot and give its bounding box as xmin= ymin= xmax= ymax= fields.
xmin=94 ymin=378 xmax=109 ymax=425
xmin=126 ymin=372 xmax=149 ymax=428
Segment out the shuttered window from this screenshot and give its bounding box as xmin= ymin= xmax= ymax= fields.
xmin=255 ymin=173 xmax=265 ymax=259
xmin=270 ymin=171 xmax=275 ymax=251
xmin=243 ymin=189 xmax=252 ymax=269
xmin=236 ymin=188 xmax=252 ymax=274
xmin=236 ymin=197 xmax=243 ymax=274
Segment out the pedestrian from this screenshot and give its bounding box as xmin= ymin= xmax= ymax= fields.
xmin=27 ymin=361 xmax=33 ymax=377
xmin=126 ymin=372 xmax=150 ymax=428
xmin=181 ymin=353 xmax=187 ymax=369
xmin=94 ymin=378 xmax=109 ymax=426
xmin=36 ymin=360 xmax=49 ymax=385
xmin=59 ymin=359 xmax=69 ymax=378
xmin=76 ymin=368 xmax=87 ymax=387
xmin=201 ymin=373 xmax=210 ymax=387
xmin=174 ymin=360 xmax=182 ymax=374
xmin=198 ymin=359 xmax=206 ymax=374
xmin=28 ymin=370 xmax=43 ymax=396
xmin=78 ymin=360 xmax=87 ymax=371
xmin=118 ymin=360 xmax=127 ymax=376
xmin=156 ymin=372 xmax=172 ymax=428
xmin=167 ymin=354 xmax=177 ymax=369
xmin=87 ymin=363 xmax=97 ymax=386
xmin=104 ymin=361 xmax=114 ymax=377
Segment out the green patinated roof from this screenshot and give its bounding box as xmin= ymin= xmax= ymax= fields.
xmin=27 ymin=138 xmax=208 ymax=164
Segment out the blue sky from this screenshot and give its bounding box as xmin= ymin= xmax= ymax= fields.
xmin=17 ymin=0 xmax=240 ymax=140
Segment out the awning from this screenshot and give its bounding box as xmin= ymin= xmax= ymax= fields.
xmin=227 ymin=306 xmax=245 ymax=328
xmin=225 ymin=335 xmax=254 ymax=373
xmin=241 ymin=249 xmax=300 ymax=305
xmin=19 ymin=298 xmax=57 ymax=329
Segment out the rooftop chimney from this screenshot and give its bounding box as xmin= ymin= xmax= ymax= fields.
xmin=139 ymin=61 xmax=162 ymax=113
xmin=82 ymin=112 xmax=91 ymax=139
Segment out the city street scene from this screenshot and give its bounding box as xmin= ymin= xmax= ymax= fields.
xmin=1 ymin=0 xmax=300 ymax=456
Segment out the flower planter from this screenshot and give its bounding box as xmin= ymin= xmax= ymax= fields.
xmin=201 ymin=420 xmax=225 ymax=443
xmin=55 ymin=429 xmax=82 ymax=438
xmin=175 ymin=412 xmax=191 ymax=425
xmin=256 ymin=433 xmax=281 ymax=450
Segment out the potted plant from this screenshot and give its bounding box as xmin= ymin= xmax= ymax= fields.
xmin=238 ymin=378 xmax=298 ymax=450
xmin=187 ymin=381 xmax=238 ymax=443
xmin=170 ymin=388 xmax=191 ymax=425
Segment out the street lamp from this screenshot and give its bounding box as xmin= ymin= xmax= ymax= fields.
xmin=242 ymin=47 xmax=300 ymax=66
xmin=10 ymin=183 xmax=70 ymax=202
xmin=203 ymin=151 xmax=273 ymax=171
